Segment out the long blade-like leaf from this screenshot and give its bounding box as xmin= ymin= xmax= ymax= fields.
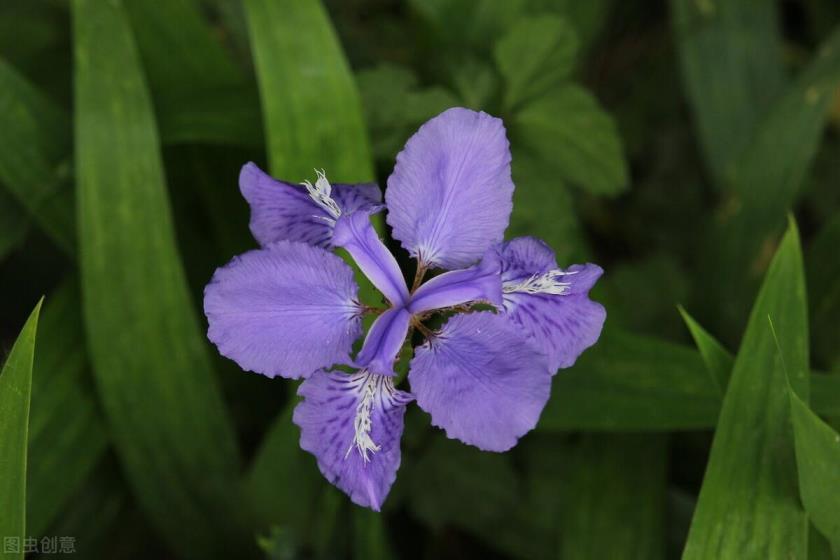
xmin=0 ymin=300 xmax=43 ymax=560
xmin=73 ymin=0 xmax=251 ymax=556
xmin=683 ymin=219 xmax=809 ymax=559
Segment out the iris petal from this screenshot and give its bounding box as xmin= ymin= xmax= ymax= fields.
xmin=409 ymin=312 xmax=551 ymax=452
xmin=407 ymin=252 xmax=503 ymax=314
xmin=240 ymin=162 xmax=381 ymax=248
xmin=293 ymin=369 xmax=413 ymax=511
xmin=204 ymin=241 xmax=362 ymax=378
xmin=495 ymin=237 xmax=606 ymax=371
xmin=355 ymin=308 xmax=411 ymax=376
xmin=385 ymin=108 xmax=514 ymax=270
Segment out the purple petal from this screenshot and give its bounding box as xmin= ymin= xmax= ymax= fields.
xmin=385 ymin=108 xmax=514 ymax=270
xmin=407 ymin=252 xmax=503 ymax=314
xmin=293 ymin=370 xmax=414 ymax=511
xmin=355 ymin=308 xmax=411 ymax=376
xmin=240 ymin=162 xmax=381 ymax=248
xmin=332 ymin=210 xmax=409 ymax=306
xmin=409 ymin=312 xmax=551 ymax=452
xmin=495 ymin=237 xmax=606 ymax=371
xmin=204 ymin=241 xmax=362 ymax=378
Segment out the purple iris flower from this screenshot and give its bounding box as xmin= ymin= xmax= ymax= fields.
xmin=204 ymin=108 xmax=606 ymax=511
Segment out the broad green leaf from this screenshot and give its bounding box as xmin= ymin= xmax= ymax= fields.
xmin=357 ymin=63 xmax=457 ymax=161
xmin=0 ymin=300 xmax=42 ymax=560
xmin=244 ymin=0 xmax=373 ymax=182
xmin=560 ymin=434 xmax=667 ymax=560
xmin=683 ymin=220 xmax=809 ymax=559
xmin=125 ymin=0 xmax=263 ymax=148
xmin=703 ymin=26 xmax=840 ymax=337
xmin=0 ymin=58 xmax=73 ymax=254
xmin=670 ymin=0 xmax=785 ymax=185
xmin=513 ymin=85 xmax=628 ymax=196
xmin=789 ymin=386 xmax=840 ymax=555
xmin=449 ymin=56 xmax=499 ymax=110
xmin=808 ymin=213 xmax=840 ymax=369
xmin=495 ymin=15 xmax=578 ymax=110
xmin=0 ymin=189 xmax=29 ymax=261
xmin=73 ymin=1 xmax=251 ymax=557
xmin=26 ymin=280 xmax=108 ymax=537
xmin=679 ymin=306 xmax=734 ymax=395
xmin=539 ymin=325 xmax=722 ymax=431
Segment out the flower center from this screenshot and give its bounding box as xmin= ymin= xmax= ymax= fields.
xmin=301 ymin=169 xmax=342 ymax=222
xmin=502 ymin=269 xmax=577 ymax=295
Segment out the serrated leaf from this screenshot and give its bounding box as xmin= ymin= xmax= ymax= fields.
xmin=513 ymin=85 xmax=628 ymax=196
xmin=683 ymin=220 xmax=809 ymax=559
xmin=0 ymin=300 xmax=42 ymax=560
xmin=495 ymin=15 xmax=578 ymax=110
xmin=73 ymin=0 xmax=251 ymax=557
xmin=410 ymin=0 xmax=527 ymax=52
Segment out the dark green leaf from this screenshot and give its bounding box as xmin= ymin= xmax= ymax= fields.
xmin=513 ymin=85 xmax=628 ymax=196
xmin=679 ymin=305 xmax=734 ymax=395
xmin=683 ymin=220 xmax=809 ymax=559
xmin=352 ymin=509 xmax=394 ymax=560
xmin=410 ymin=0 xmax=527 ymax=52
xmin=670 ymin=0 xmax=785 ymax=185
xmin=73 ymin=0 xmax=251 ymax=557
xmin=26 ymin=280 xmax=108 ymax=537
xmin=0 ymin=189 xmax=29 ymax=261
xmin=495 ymin=15 xmax=578 ymax=110
xmin=808 ymin=213 xmax=840 ymax=369
xmin=0 ymin=299 xmax=42 ymax=560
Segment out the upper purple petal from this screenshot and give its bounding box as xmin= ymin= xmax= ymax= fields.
xmin=355 ymin=307 xmax=411 ymax=376
xmin=385 ymin=108 xmax=514 ymax=270
xmin=240 ymin=162 xmax=382 ymax=248
xmin=408 ymin=312 xmax=551 ymax=452
xmin=293 ymin=369 xmax=414 ymax=511
xmin=407 ymin=251 xmax=503 ymax=314
xmin=495 ymin=237 xmax=606 ymax=371
xmin=204 ymin=241 xmax=362 ymax=378
xmin=332 ymin=210 xmax=409 ymax=306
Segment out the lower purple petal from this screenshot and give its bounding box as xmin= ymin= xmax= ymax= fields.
xmin=204 ymin=241 xmax=362 ymax=378
xmin=495 ymin=237 xmax=606 ymax=371
xmin=409 ymin=312 xmax=551 ymax=452
xmin=293 ymin=370 xmax=414 ymax=511
xmin=355 ymin=308 xmax=411 ymax=376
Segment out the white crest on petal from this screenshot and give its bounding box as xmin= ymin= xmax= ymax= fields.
xmin=346 ymin=371 xmax=397 ymax=462
xmin=302 ymin=169 xmax=342 ymax=222
xmin=503 ymin=269 xmax=577 ymax=295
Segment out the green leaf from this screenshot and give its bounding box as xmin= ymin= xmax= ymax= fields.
xmin=670 ymin=0 xmax=786 ymax=185
xmin=357 ymin=63 xmax=458 ymax=161
xmin=788 ymin=382 xmax=840 ymax=554
xmin=808 ymin=213 xmax=840 ymax=369
xmin=124 ymin=0 xmax=263 ymax=148
xmin=244 ymin=0 xmax=373 ymax=182
xmin=560 ymin=434 xmax=667 ymax=560
xmin=703 ymin=27 xmax=840 ymax=337
xmin=0 ymin=299 xmax=42 ymax=560
xmin=0 ymin=58 xmax=73 ymax=254
xmin=513 ymin=85 xmax=628 ymax=196
xmin=26 ymin=280 xmax=108 ymax=537
xmin=0 ymin=189 xmax=29 ymax=261
xmin=495 ymin=15 xmax=578 ymax=110
xmin=72 ymin=0 xmax=251 ymax=557
xmin=352 ymin=509 xmax=394 ymax=560
xmin=683 ymin=219 xmax=809 ymax=559
xmin=679 ymin=306 xmax=734 ymax=396
xmin=410 ymin=0 xmax=527 ymax=52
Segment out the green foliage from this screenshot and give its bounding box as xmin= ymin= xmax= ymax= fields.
xmin=0 ymin=300 xmax=42 ymax=560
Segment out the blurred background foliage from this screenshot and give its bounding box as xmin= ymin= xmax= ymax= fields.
xmin=0 ymin=0 xmax=839 ymax=558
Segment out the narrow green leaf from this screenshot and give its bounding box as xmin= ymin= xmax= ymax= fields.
xmin=513 ymin=85 xmax=628 ymax=196
xmin=244 ymin=0 xmax=373 ymax=182
xmin=704 ymin=27 xmax=840 ymax=336
xmin=352 ymin=509 xmax=394 ymax=560
xmin=683 ymin=220 xmax=809 ymax=559
xmin=0 ymin=189 xmax=29 ymax=261
xmin=26 ymin=280 xmax=108 ymax=537
xmin=0 ymin=299 xmax=42 ymax=560
xmin=495 ymin=15 xmax=578 ymax=111
xmin=670 ymin=0 xmax=785 ymax=185
xmin=73 ymin=1 xmax=251 ymax=557
xmin=679 ymin=305 xmax=734 ymax=395
xmin=0 ymin=58 xmax=73 ymax=254
xmin=789 ymin=384 xmax=840 ymax=554
xmin=125 ymin=0 xmax=263 ymax=148
xmin=560 ymin=434 xmax=667 ymax=560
